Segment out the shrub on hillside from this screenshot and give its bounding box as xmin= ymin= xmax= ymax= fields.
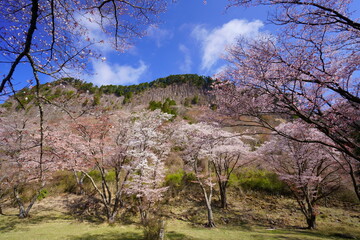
xmin=142 ymin=217 xmax=165 ymax=240
xmin=50 ymin=171 xmax=78 ymax=194
xmin=230 ymin=168 xmax=289 ymax=195
xmin=148 ymin=98 xmax=177 ymax=117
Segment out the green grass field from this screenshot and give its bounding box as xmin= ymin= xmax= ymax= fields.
xmin=0 ymin=215 xmax=358 ymax=240
xmin=1 ymin=195 xmax=359 ymax=240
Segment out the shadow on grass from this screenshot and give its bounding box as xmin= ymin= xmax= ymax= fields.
xmin=69 ymin=232 xmax=142 ymax=240
xmin=250 ymin=236 xmax=304 ymax=240
xmin=0 ymin=217 xmax=20 ymax=232
xmin=166 ymin=231 xmax=198 ymax=240
xmin=0 ymin=213 xmax=72 ymax=233
xmin=65 ymin=195 xmax=106 ymax=224
xmin=257 ymin=228 xmax=359 ymax=240
xmin=288 ymin=229 xmax=358 ymax=240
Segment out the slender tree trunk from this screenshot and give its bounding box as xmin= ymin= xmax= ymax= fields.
xmin=140 ymin=208 xmax=147 ymax=224
xmin=195 ymin=161 xmax=216 ymax=228
xmin=73 ymin=170 xmax=85 ymax=195
xmin=349 ymin=164 xmax=360 ymax=201
xmin=159 ymin=220 xmax=165 ymax=240
xmin=205 ymin=201 xmax=216 ymax=228
xmin=199 ymin=181 xmax=216 ymax=228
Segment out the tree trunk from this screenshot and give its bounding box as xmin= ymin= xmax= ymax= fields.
xmin=73 ymin=170 xmax=85 ymax=195
xmin=219 ymin=184 xmax=227 ymax=209
xmin=349 ymin=166 xmax=360 ymax=202
xmin=108 ymin=213 xmax=116 ymax=224
xmin=159 ymin=220 xmax=165 ymax=240
xmin=14 ymin=188 xmax=28 ymax=218
xmin=107 ymin=207 xmax=119 ymax=224
xmin=140 ymin=208 xmax=147 ymax=224
xmin=205 ymin=201 xmax=216 ymax=228
xmin=306 ymin=214 xmax=316 ymax=229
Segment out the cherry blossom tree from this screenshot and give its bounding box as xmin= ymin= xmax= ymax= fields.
xmin=50 ymin=110 xmax=171 ymax=223
xmin=177 ymin=122 xmax=252 ymax=226
xmin=177 ymin=121 xmax=254 ymax=226
xmin=259 ymin=121 xmax=341 ymax=229
xmin=125 ymin=110 xmax=172 ymax=224
xmin=176 ymin=122 xmax=218 ymax=227
xmin=209 ymin=135 xmax=253 ymax=209
xmin=0 ymin=0 xmax=167 ymax=95
xmin=214 ymin=0 xmax=360 ymax=164
xmin=50 ymin=114 xmax=124 ymax=223
xmin=0 ymin=113 xmax=61 ymax=218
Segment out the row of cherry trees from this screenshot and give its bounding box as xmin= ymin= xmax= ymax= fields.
xmin=0 ymin=109 xmax=356 ymax=229
xmin=0 ymin=110 xmax=172 ymax=222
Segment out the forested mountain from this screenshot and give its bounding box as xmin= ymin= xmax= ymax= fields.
xmin=1 ymin=74 xmax=213 ymax=114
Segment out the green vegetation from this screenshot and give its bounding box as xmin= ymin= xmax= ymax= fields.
xmin=148 ymin=98 xmax=177 ymax=116
xmin=92 ymin=93 xmax=101 ymax=106
xmin=36 ymin=189 xmax=49 ymax=201
xmin=210 ymin=103 xmax=217 ymax=111
xmin=230 ymin=168 xmax=289 ymax=195
xmin=50 ymin=171 xmax=78 ymax=194
xmin=165 ymin=171 xmax=185 ymax=196
xmin=122 ymin=91 xmax=133 ymax=104
xmin=61 ymin=74 xmax=212 ymax=98
xmin=0 ymin=101 xmax=12 ymax=109
xmin=142 ymin=217 xmax=165 ymax=240
xmin=191 ymin=95 xmax=199 ymax=105
xmin=184 ymin=95 xmax=201 ymax=107
xmin=165 ymin=171 xmax=184 ymax=188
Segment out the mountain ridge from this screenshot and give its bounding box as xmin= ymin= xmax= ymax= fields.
xmin=0 ymin=74 xmax=214 ymax=120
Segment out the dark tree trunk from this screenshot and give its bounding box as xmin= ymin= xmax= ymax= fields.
xmin=349 ymin=165 xmax=360 ymax=202
xmin=306 ymin=214 xmax=316 ymax=229
xmin=219 ymin=184 xmax=227 ymax=209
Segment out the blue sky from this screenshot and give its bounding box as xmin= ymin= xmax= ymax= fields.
xmin=74 ymin=0 xmax=272 ymax=86
xmin=4 ymin=0 xmax=273 ymax=90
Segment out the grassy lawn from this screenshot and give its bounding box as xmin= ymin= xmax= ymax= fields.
xmin=0 ymin=194 xmax=359 ymax=240
xmin=1 ymin=213 xmax=359 ymax=240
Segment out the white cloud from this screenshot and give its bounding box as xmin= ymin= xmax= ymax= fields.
xmin=88 ymin=60 xmax=148 ymax=86
xmin=146 ymin=25 xmax=173 ymax=47
xmin=179 ymin=44 xmax=192 ymax=73
xmin=74 ymin=13 xmax=114 ymax=53
xmin=75 ymin=12 xmax=133 ymax=53
xmin=192 ymin=19 xmax=264 ymax=71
